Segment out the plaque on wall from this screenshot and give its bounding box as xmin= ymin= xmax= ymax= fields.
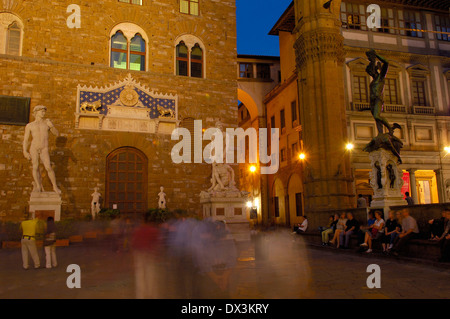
xmin=0 ymin=95 xmax=30 ymax=126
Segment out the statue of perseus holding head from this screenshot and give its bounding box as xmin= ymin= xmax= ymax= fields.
xmin=23 ymin=105 xmax=61 ymax=194
xmin=362 ymin=49 xmax=403 ymax=164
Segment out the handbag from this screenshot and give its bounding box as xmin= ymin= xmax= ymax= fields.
xmin=371 ymin=227 xmax=379 ymax=237
xmin=44 ymin=233 xmax=56 ymax=246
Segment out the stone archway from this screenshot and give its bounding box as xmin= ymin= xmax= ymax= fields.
xmin=237 ymin=88 xmax=260 ymax=121
xmin=106 ymin=147 xmax=148 ymax=214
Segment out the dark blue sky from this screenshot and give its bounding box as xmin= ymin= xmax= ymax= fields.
xmin=236 ymin=0 xmax=292 ymax=57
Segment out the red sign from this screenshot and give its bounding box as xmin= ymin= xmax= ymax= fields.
xmin=401 ymin=172 xmax=410 ymax=198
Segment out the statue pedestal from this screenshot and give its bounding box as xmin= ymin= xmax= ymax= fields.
xmin=369 ymin=149 xmax=407 ymax=218
xmin=29 ymin=192 xmax=62 ymax=221
xmin=200 ymin=190 xmax=250 ymax=241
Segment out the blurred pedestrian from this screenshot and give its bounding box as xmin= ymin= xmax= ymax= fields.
xmin=191 ymin=220 xmax=237 ymax=298
xmin=131 ymin=215 xmax=162 ymax=299
xmin=44 ymin=217 xmax=57 ymax=269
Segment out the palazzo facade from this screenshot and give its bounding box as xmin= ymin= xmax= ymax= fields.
xmin=239 ymin=0 xmax=450 ymax=226
xmin=0 ymin=0 xmax=237 ymax=221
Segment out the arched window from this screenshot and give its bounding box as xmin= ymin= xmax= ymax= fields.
xmin=130 ymin=34 xmax=146 ymax=71
xmin=191 ymin=43 xmax=203 ymax=78
xmin=176 ymin=41 xmax=189 ymax=76
xmin=0 ymin=13 xmax=24 ymax=56
xmin=174 ymin=35 xmax=206 ymax=78
xmin=6 ymin=22 xmax=21 ymax=55
xmin=111 ymin=31 xmax=128 ymax=70
xmin=109 ymin=23 xmax=148 ymax=71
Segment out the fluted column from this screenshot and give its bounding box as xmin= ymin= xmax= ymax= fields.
xmin=293 ymin=0 xmax=354 ymax=212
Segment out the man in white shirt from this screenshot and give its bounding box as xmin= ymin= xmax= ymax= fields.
xmin=390 ymin=209 xmax=419 ymax=256
xmin=294 ymin=216 xmax=308 ymax=234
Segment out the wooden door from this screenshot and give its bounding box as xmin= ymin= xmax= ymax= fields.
xmin=106 ymin=147 xmax=148 ymax=214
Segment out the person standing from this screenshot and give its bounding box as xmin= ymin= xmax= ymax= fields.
xmin=405 ymin=192 xmax=414 ymax=206
xmin=44 ymin=217 xmax=58 ymax=269
xmin=20 ymin=216 xmax=40 ymax=270
xmin=357 ymin=194 xmax=367 ymax=208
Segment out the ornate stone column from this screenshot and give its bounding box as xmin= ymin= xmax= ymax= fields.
xmin=293 ymin=0 xmax=354 ymax=212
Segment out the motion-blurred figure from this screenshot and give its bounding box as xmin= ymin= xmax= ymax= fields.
xmin=131 ymin=215 xmax=161 ymax=299
xmin=191 ymin=220 xmax=237 ymax=299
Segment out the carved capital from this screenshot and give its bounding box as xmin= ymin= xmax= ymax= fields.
xmin=294 ymin=30 xmax=345 ymax=70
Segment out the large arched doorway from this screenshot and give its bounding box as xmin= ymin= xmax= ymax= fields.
xmin=106 ymin=147 xmax=148 ymax=214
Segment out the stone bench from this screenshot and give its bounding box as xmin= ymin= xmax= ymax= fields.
xmin=295 ymin=230 xmax=442 ymax=261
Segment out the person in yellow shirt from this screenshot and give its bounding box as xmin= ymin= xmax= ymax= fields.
xmin=20 ymin=217 xmax=40 ymax=270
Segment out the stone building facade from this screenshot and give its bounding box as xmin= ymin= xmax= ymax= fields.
xmin=239 ymin=0 xmax=450 ymax=226
xmin=0 ymin=0 xmax=237 ymax=221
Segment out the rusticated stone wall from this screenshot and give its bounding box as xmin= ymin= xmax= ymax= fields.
xmin=0 ymin=0 xmax=237 ymax=221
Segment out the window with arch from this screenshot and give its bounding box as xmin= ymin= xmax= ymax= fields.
xmin=0 ymin=13 xmax=24 ymax=56
xmin=175 ymin=36 xmax=205 ymax=78
xmin=110 ymin=24 xmax=148 ymax=71
xmin=176 ymin=41 xmax=189 ymax=76
xmin=190 ymin=43 xmax=203 ymax=78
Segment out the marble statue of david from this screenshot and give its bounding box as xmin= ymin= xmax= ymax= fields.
xmin=23 ymin=105 xmax=61 ymax=194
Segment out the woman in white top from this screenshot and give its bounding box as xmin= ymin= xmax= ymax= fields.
xmin=361 ymin=210 xmax=385 ymax=253
xmin=329 ymin=212 xmax=348 ymax=248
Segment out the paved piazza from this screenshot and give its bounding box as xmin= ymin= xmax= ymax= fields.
xmin=1 ymin=232 xmax=449 ymax=300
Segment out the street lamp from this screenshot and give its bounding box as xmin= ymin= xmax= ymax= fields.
xmin=346 ymin=143 xmax=355 ymax=151
xmin=444 ymin=146 xmax=450 ymax=155
xmin=299 ymin=153 xmax=306 ymax=161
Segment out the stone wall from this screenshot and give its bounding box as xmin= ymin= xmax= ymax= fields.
xmin=0 ymin=0 xmax=237 ymax=221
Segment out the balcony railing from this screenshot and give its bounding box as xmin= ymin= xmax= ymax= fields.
xmin=352 ymin=102 xmax=407 ymax=113
xmin=413 ymin=106 xmax=435 ymax=115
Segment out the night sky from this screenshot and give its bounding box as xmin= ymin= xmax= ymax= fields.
xmin=236 ymin=0 xmax=293 ymax=57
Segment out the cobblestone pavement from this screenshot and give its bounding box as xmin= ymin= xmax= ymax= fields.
xmin=0 ymin=234 xmax=449 ymax=299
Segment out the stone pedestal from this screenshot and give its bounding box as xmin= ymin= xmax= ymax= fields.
xmin=29 ymin=192 xmax=62 ymax=221
xmin=200 ymin=191 xmax=250 ymax=242
xmin=369 ymin=149 xmax=407 ymax=219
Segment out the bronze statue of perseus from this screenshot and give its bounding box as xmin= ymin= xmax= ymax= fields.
xmin=361 ymin=49 xmax=403 ymax=164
